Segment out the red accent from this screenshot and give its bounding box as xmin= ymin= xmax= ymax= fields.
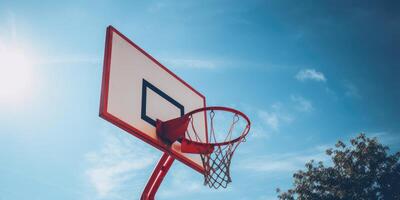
xmin=156 ymin=116 xmax=190 ymax=145
xmin=141 ymin=153 xmax=174 ymax=200
xmin=99 ymin=26 xmax=113 ymax=117
xmin=156 ymin=106 xmax=250 ymax=153
xmin=99 ymin=25 xmax=206 ymax=173
xmin=181 ymin=138 xmax=214 ymax=154
xmin=185 ymin=106 xmax=251 ymax=146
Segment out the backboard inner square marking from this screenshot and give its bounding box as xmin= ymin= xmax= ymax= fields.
xmin=141 ymin=79 xmax=184 ymax=126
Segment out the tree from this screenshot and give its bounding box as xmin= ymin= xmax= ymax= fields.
xmin=277 ymin=134 xmax=400 ymax=200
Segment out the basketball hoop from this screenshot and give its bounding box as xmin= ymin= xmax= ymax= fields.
xmin=156 ymin=106 xmax=251 ymax=189
xmin=101 ymin=26 xmax=253 ymax=199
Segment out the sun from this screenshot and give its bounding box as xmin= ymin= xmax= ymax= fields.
xmin=0 ymin=42 xmax=36 ymax=106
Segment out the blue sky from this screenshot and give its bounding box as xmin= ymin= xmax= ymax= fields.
xmin=0 ymin=0 xmax=399 ymax=199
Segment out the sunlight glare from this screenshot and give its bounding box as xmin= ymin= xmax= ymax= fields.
xmin=0 ymin=43 xmax=36 ymax=106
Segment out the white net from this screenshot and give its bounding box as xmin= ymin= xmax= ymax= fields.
xmin=185 ymin=108 xmax=250 ymax=189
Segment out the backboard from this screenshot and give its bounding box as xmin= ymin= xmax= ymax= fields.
xmin=99 ymin=26 xmax=207 ymax=173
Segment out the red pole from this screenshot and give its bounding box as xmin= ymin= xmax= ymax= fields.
xmin=141 ymin=152 xmax=174 ymax=200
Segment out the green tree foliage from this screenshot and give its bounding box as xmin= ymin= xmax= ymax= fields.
xmin=277 ymin=134 xmax=400 ymax=200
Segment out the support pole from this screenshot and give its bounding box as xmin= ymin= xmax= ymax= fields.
xmin=141 ymin=152 xmax=174 ymax=200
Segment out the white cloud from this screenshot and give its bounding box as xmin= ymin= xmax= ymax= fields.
xmin=295 ymin=69 xmax=326 ymax=82
xmin=162 ymin=58 xmax=218 ymax=69
xmin=258 ymin=111 xmax=279 ymax=130
xmin=158 ymin=168 xmax=204 ymax=198
xmin=1 ymin=12 xmax=99 ymax=67
xmin=241 ymin=131 xmax=399 ymax=175
xmin=85 ymin=134 xmax=157 ymax=198
xmin=237 ymin=103 xmax=294 ymax=140
xmin=147 ymin=2 xmax=167 ymax=13
xmin=258 ymin=107 xmax=293 ymax=131
xmin=343 ymin=81 xmax=361 ymax=98
xmin=38 ymin=54 xmax=100 ymax=65
xmin=250 ymin=125 xmax=271 ymax=139
xmin=239 ymin=145 xmax=330 ymax=173
xmin=365 ymin=131 xmax=400 ymax=150
xmin=291 ymin=95 xmax=313 ymax=112
xmin=158 ymin=165 xmax=230 ymax=199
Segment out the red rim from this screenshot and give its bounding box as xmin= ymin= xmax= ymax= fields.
xmin=184 ymin=106 xmax=251 ymax=146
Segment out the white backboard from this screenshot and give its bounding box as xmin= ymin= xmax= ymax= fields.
xmin=100 ymin=26 xmax=206 ymax=173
